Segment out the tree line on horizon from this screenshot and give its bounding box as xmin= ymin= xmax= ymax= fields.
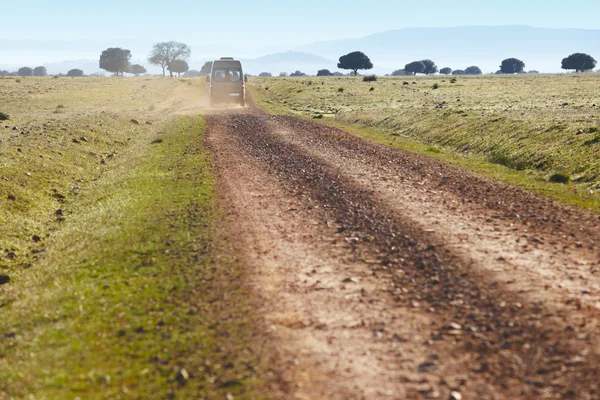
xmin=2 ymin=49 xmax=598 ymax=78
xmin=255 ymin=51 xmax=598 ymax=78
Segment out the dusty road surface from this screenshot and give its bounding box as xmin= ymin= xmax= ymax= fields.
xmin=206 ymin=105 xmax=600 ymax=400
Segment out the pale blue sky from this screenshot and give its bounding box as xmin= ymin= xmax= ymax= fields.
xmin=3 ymin=0 xmax=600 ymax=47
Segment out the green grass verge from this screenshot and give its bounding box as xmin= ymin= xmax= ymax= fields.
xmin=250 ymin=82 xmax=600 ymax=212
xmin=0 ymin=116 xmax=267 ymax=399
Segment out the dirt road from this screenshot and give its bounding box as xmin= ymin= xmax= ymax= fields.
xmin=206 ymin=106 xmax=600 ymax=399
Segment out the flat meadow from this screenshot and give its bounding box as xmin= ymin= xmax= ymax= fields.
xmin=251 ymin=74 xmax=600 ymax=206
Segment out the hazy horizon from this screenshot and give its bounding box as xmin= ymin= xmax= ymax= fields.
xmin=1 ymin=25 xmax=599 ymax=75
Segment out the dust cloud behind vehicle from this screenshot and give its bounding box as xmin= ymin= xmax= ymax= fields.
xmin=208 ymin=57 xmax=246 ymax=107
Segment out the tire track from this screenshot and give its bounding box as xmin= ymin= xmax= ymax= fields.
xmin=207 ymin=111 xmax=600 ymax=399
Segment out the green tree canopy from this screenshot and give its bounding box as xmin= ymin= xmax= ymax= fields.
xmin=439 ymin=67 xmax=452 ymax=75
xmin=67 ymin=69 xmax=84 ymax=77
xmin=99 ymin=48 xmax=131 ymax=76
xmin=561 ymin=53 xmax=597 ymax=73
xmin=18 ymin=67 xmax=33 ymax=76
xmin=129 ymin=64 xmax=147 ymax=76
xmin=500 ymin=58 xmax=526 ymax=74
xmin=168 ymin=60 xmax=189 ymax=76
xmin=200 ymin=61 xmax=212 ymax=75
xmin=316 ymin=69 xmax=333 ymax=76
xmin=421 ymin=59 xmax=438 ymax=75
xmin=452 ymin=69 xmax=466 ymax=75
xmin=464 ymin=66 xmax=482 ymax=75
xmin=33 ymin=66 xmax=47 ymax=76
xmin=148 ymin=41 xmax=191 ymax=77
xmin=337 ymin=51 xmax=373 ymax=76
xmin=404 ymin=61 xmax=426 ymax=75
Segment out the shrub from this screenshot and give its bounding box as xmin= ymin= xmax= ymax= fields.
xmin=363 ymin=75 xmax=377 ymax=82
xmin=337 ymin=87 xmax=344 ymax=93
xmin=432 ymin=83 xmax=439 ymax=90
xmin=369 ymin=87 xmax=375 ymax=91
xmin=450 ymin=78 xmax=457 ymax=83
xmin=548 ymin=172 xmax=570 ymax=183
xmin=0 ymin=112 xmax=10 ymax=121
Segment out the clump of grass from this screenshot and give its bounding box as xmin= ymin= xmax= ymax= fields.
xmin=56 ymin=104 xmax=65 ymax=109
xmin=15 ymin=79 xmax=21 ymax=83
xmin=0 ymin=112 xmax=9 ymax=121
xmin=426 ymin=146 xmax=442 ymax=153
xmin=549 ymin=172 xmax=570 ymax=183
xmin=363 ymin=75 xmax=377 ymax=82
xmin=432 ymin=83 xmax=440 ymax=90
xmin=369 ymin=87 xmax=375 ymax=91
xmin=450 ymin=78 xmax=457 ymax=83
xmin=587 ymin=126 xmax=599 ymax=133
xmin=337 ymin=87 xmax=344 ymax=93
xmin=584 ymin=135 xmax=600 ymax=145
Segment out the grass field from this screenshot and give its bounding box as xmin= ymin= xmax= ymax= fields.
xmin=251 ymin=74 xmax=600 ymax=210
xmin=0 ymin=77 xmax=268 ymax=399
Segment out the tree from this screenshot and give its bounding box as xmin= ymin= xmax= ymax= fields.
xmin=18 ymin=67 xmax=33 ymax=76
xmin=99 ymin=48 xmax=131 ymax=76
xmin=500 ymin=58 xmax=525 ymax=74
xmin=528 ymin=70 xmax=540 ymax=74
xmin=148 ymin=41 xmax=191 ymax=77
xmin=337 ymin=51 xmax=373 ymax=76
xmin=0 ymin=70 xmax=9 ymax=76
xmin=279 ymin=72 xmax=288 ymax=77
xmin=440 ymin=67 xmax=452 ymax=75
xmin=33 ymin=66 xmax=47 ymax=76
xmin=290 ymin=70 xmax=306 ymax=77
xmin=421 ymin=59 xmax=438 ymax=75
xmin=200 ymin=61 xmax=212 ymax=76
xmin=185 ymin=70 xmax=200 ymax=77
xmin=67 ymin=69 xmax=84 ymax=77
xmin=317 ymin=69 xmax=333 ymax=76
xmin=168 ymin=60 xmax=189 ymax=76
xmin=464 ymin=66 xmax=482 ymax=75
xmin=332 ymin=72 xmax=344 ymax=76
xmin=452 ymin=69 xmax=466 ymax=75
xmin=259 ymin=72 xmax=272 ymax=77
xmin=404 ymin=61 xmax=426 ymax=75
xmin=129 ymin=64 xmax=147 ymax=76
xmin=561 ymin=53 xmax=597 ymax=73
xmin=391 ymin=69 xmax=408 ymax=76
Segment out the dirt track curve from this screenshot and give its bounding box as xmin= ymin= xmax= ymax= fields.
xmin=205 ymin=106 xmax=600 ymax=400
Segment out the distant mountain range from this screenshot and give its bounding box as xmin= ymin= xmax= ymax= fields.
xmin=1 ymin=26 xmax=599 ymax=75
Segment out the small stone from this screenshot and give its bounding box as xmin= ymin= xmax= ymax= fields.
xmin=0 ymin=275 xmax=10 ymax=285
xmin=418 ymin=361 xmax=438 ymax=373
xmin=450 ymin=391 xmax=462 ymax=400
xmin=447 ymin=322 xmax=462 ymax=330
xmin=80 ymin=136 xmax=88 ymax=142
xmin=176 ymin=368 xmax=189 ymax=382
xmin=130 ymin=119 xmax=140 ymax=125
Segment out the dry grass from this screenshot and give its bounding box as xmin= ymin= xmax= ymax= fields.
xmin=0 ymin=77 xmax=269 ymax=399
xmin=251 ymin=74 xmax=600 ymax=209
